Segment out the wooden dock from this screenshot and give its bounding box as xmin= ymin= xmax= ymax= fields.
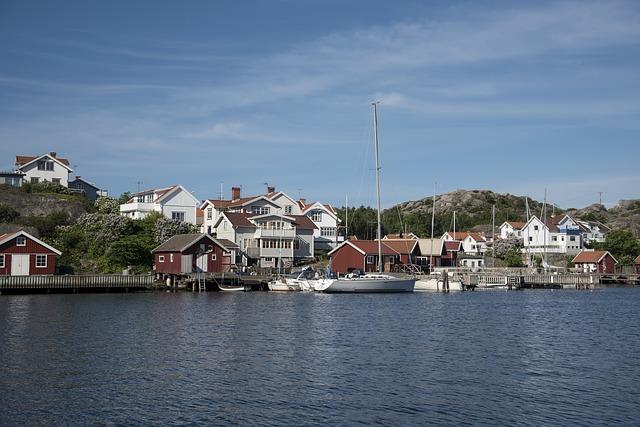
xmin=461 ymin=272 xmax=601 ymax=290
xmin=0 ymin=274 xmax=154 ymax=294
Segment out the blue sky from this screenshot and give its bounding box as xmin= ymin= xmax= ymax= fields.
xmin=1 ymin=0 xmax=639 ymax=210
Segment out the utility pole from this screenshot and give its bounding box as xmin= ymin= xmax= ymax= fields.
xmin=345 ymin=195 xmax=349 ymax=240
xmin=136 ymin=180 xmax=143 ymax=193
xmin=492 ymin=204 xmax=496 ymax=268
xmin=598 ymin=192 xmax=603 ymax=206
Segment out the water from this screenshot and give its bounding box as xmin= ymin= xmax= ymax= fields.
xmin=1 ymin=288 xmax=640 ymax=426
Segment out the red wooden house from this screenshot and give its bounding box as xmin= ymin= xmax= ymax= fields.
xmin=152 ymin=234 xmax=235 ymax=275
xmin=328 ymin=240 xmax=405 ymax=274
xmin=441 ymin=240 xmax=462 ymax=267
xmin=0 ymin=230 xmax=61 ymax=276
xmin=573 ymin=250 xmax=617 ymax=273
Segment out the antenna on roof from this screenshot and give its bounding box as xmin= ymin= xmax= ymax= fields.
xmin=136 ymin=180 xmax=143 ymax=193
xmin=597 ymin=191 xmax=603 ymax=206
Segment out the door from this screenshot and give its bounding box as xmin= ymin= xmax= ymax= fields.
xmin=196 ymin=253 xmax=208 ymax=273
xmin=11 ymin=254 xmax=30 ymax=276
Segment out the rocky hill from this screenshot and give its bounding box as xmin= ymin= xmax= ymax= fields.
xmin=382 ymin=189 xmax=638 ymax=236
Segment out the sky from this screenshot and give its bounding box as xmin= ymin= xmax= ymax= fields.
xmin=1 ymin=0 xmax=639 ymax=210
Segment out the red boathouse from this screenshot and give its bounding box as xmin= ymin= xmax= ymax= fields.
xmin=0 ymin=230 xmax=61 ymax=275
xmin=152 ymin=234 xmax=235 ymax=274
xmin=572 ymin=250 xmax=617 ymax=273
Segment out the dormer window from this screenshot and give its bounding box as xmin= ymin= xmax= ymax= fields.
xmin=311 ymin=211 xmax=322 ymax=222
xmin=37 ymin=160 xmax=54 ymax=171
xmin=16 ymin=236 xmax=26 ymax=246
xmin=253 ymin=206 xmax=270 ymax=215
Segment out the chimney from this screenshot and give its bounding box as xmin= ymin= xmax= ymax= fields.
xmin=299 ymin=198 xmax=306 ymax=205
xmin=50 ymin=152 xmax=57 ymax=158
xmin=267 ymin=186 xmax=275 ymax=194
xmin=75 ymin=176 xmax=81 ymax=180
xmin=231 ymin=186 xmax=241 ymax=200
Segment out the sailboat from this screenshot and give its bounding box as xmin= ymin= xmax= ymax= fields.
xmin=313 ymin=103 xmax=416 ymax=293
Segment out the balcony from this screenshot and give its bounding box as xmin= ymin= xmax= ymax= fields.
xmin=119 ymin=202 xmax=158 ymax=213
xmin=254 ymin=228 xmax=296 ymax=238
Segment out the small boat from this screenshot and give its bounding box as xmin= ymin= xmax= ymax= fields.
xmin=268 ymin=269 xmax=317 ymax=292
xmin=218 ymin=283 xmax=250 ymax=292
xmin=415 ymin=272 xmax=464 ymax=292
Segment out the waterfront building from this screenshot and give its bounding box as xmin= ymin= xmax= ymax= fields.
xmin=212 ymin=211 xmax=316 ymax=269
xmin=441 ymin=240 xmax=462 ymax=267
xmin=152 ymin=233 xmax=236 ymax=274
xmin=442 ymin=231 xmax=488 ymax=255
xmin=416 ymin=238 xmax=446 ymax=269
xmin=119 ymin=185 xmax=199 ymax=224
xmin=521 ymin=215 xmax=582 ymax=255
xmin=0 ymin=230 xmax=61 ymax=275
xmin=328 ymin=240 xmax=403 ymax=274
xmin=15 ymin=152 xmax=72 ymax=187
xmin=200 ymin=185 xmax=342 ymax=253
xmin=573 ymin=250 xmax=617 ymax=273
xmin=575 ymin=219 xmax=610 ymax=245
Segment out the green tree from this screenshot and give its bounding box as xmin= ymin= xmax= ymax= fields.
xmin=503 ymin=247 xmax=524 ymax=267
xmin=593 ymin=229 xmax=640 ymax=260
xmin=0 ymin=204 xmax=20 ymax=223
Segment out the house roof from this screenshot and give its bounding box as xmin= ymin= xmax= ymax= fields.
xmin=152 ymin=233 xmax=227 ymax=253
xmin=445 ymin=232 xmax=470 ymax=241
xmin=417 ymin=238 xmax=445 ymax=256
xmin=290 ymin=215 xmax=318 ymax=230
xmin=16 ymin=153 xmax=72 ymax=171
xmin=70 ymin=177 xmax=100 ymax=190
xmin=0 ymin=170 xmax=25 ymax=176
xmin=380 ymin=239 xmax=418 ymax=254
xmin=216 ymin=239 xmax=239 ymax=250
xmin=223 ymin=212 xmax=257 ymax=228
xmin=0 ymin=230 xmax=62 ymax=255
xmin=328 ymin=240 xmax=399 ymax=256
xmin=504 ymin=221 xmax=526 ymax=229
xmin=444 ymin=240 xmax=462 ymax=251
xmin=636 ymin=255 xmax=640 ymax=265
xmin=572 ymin=250 xmax=617 ymax=264
xmin=129 ymin=185 xmax=176 ymax=200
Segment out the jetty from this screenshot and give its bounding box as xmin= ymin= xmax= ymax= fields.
xmin=0 ymin=274 xmax=154 ymax=294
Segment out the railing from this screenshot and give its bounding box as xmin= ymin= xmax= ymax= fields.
xmin=254 ymin=228 xmax=296 ymax=238
xmin=0 ymin=274 xmax=154 ymax=290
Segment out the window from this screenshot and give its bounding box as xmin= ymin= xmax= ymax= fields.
xmin=366 ymin=256 xmax=374 ymax=264
xmin=159 ymin=255 xmax=165 ymax=263
xmin=36 ymin=255 xmax=47 ymax=268
xmin=253 ymin=206 xmax=270 ymax=215
xmin=170 ymin=254 xmax=174 ymax=262
xmin=211 ymin=253 xmax=217 ymax=261
xmin=37 ymin=160 xmax=54 ymax=171
xmin=16 ymin=236 xmax=26 ymax=246
xmin=285 ymin=205 xmax=292 ymax=214
xmin=52 ymin=178 xmax=61 ymax=185
xmin=570 ymin=236 xmax=576 ymax=242
xmin=528 ymin=237 xmax=533 ymax=242
xmin=172 ymin=212 xmax=185 ymax=222
xmin=207 ymin=208 xmax=213 ymax=220
xmin=321 ymin=227 xmax=336 ymax=237
xmin=534 ymin=225 xmax=539 ymax=231
xmin=0 ymin=255 xmax=4 ymax=268
xmin=552 ymin=236 xmax=557 ymax=241
xmin=31 ymin=177 xmax=39 ymax=184
xmin=293 ymin=239 xmax=300 ymax=250
xmin=311 ymin=211 xmax=322 ymax=222
xmin=264 ymin=257 xmax=274 ymax=262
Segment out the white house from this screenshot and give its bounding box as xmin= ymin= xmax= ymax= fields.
xmin=212 ymin=211 xmax=316 ymax=268
xmin=575 ymin=219 xmax=609 ymax=245
xmin=499 ymin=221 xmax=526 ymax=239
xmin=442 ymin=232 xmax=488 ymax=255
xmin=15 ymin=152 xmax=72 ymax=187
xmin=521 ymin=215 xmax=582 ymax=255
xmin=120 ymin=185 xmax=200 ymax=224
xmin=200 ymin=185 xmax=342 ymax=252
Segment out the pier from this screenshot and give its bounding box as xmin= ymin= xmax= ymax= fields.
xmin=0 ymin=274 xmax=154 ymax=294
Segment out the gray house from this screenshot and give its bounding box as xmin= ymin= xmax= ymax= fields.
xmin=0 ymin=171 xmax=25 ymax=187
xmin=69 ymin=176 xmax=106 ymax=202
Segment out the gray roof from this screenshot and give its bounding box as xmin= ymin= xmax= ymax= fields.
xmin=216 ymin=238 xmax=239 ymax=250
xmin=152 ymin=234 xmax=209 ymax=253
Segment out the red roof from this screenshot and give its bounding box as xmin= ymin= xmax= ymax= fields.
xmin=344 ymin=240 xmax=399 ymax=256
xmin=505 ymin=221 xmax=526 ymax=229
xmin=206 ymin=199 xmax=234 ymax=208
xmin=444 ymin=241 xmax=462 ymax=251
xmin=573 ymin=250 xmax=615 ymax=264
xmin=196 ymin=208 xmax=204 ymax=218
xmin=636 ymin=256 xmax=640 ymax=265
xmin=381 ymin=239 xmax=418 ymax=254
xmin=447 ymin=232 xmax=470 ymax=240
xmin=16 ymin=154 xmax=70 ymax=167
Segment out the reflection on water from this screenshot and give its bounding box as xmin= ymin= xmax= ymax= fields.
xmin=1 ymin=289 xmax=640 ymax=425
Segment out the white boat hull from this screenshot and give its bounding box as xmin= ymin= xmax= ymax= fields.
xmin=415 ymin=277 xmax=464 ymax=292
xmin=315 ymin=276 xmax=415 ymax=293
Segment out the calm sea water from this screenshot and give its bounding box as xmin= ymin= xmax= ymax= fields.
xmin=1 ymin=288 xmax=639 ymax=426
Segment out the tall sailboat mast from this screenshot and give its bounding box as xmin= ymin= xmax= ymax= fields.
xmin=372 ymin=102 xmax=383 ymax=273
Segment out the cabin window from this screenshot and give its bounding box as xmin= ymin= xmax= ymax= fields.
xmin=570 ymin=236 xmax=576 ymax=242
xmin=158 ymin=255 xmax=165 ymax=263
xmin=211 ymin=253 xmax=216 ymax=261
xmin=31 ymin=177 xmax=39 ymax=184
xmin=311 ymin=211 xmax=322 ymax=222
xmin=52 ymin=178 xmax=61 ymax=185
xmin=36 ymin=255 xmax=47 ymax=268
xmin=552 ymin=236 xmax=557 ymax=241
xmin=285 ymin=205 xmax=292 ymax=214
xmin=0 ymin=255 xmax=4 ymax=268
xmin=534 ymin=225 xmax=539 ymax=231
xmin=253 ymin=206 xmax=270 ymax=215
xmin=528 ymin=237 xmax=533 ymax=242
xmin=16 ymin=236 xmax=26 ymax=246
xmin=172 ymin=211 xmax=185 ymax=222
xmin=264 ymin=257 xmax=274 ymax=262
xmin=206 ymin=208 xmax=213 ymax=220
xmin=321 ymin=227 xmax=336 ymax=237
xmin=366 ymin=256 xmax=374 ymax=264
xmin=170 ymin=254 xmax=174 ymax=262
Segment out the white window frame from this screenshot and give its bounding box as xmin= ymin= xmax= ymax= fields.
xmin=366 ymin=256 xmax=374 ymax=264
xmin=171 ymin=211 xmax=186 ymax=222
xmin=311 ymin=211 xmax=322 ymax=222
xmin=16 ymin=236 xmax=26 ymax=246
xmin=211 ymin=253 xmax=216 ymax=261
xmin=36 ymin=254 xmax=47 ymax=268
xmin=158 ymin=255 xmax=165 ymax=263
xmin=207 ymin=208 xmax=213 ymax=220
xmin=0 ymin=254 xmax=4 ymax=268
xmin=285 ymin=205 xmax=292 ymax=214
xmin=170 ymin=254 xmax=174 ymax=262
